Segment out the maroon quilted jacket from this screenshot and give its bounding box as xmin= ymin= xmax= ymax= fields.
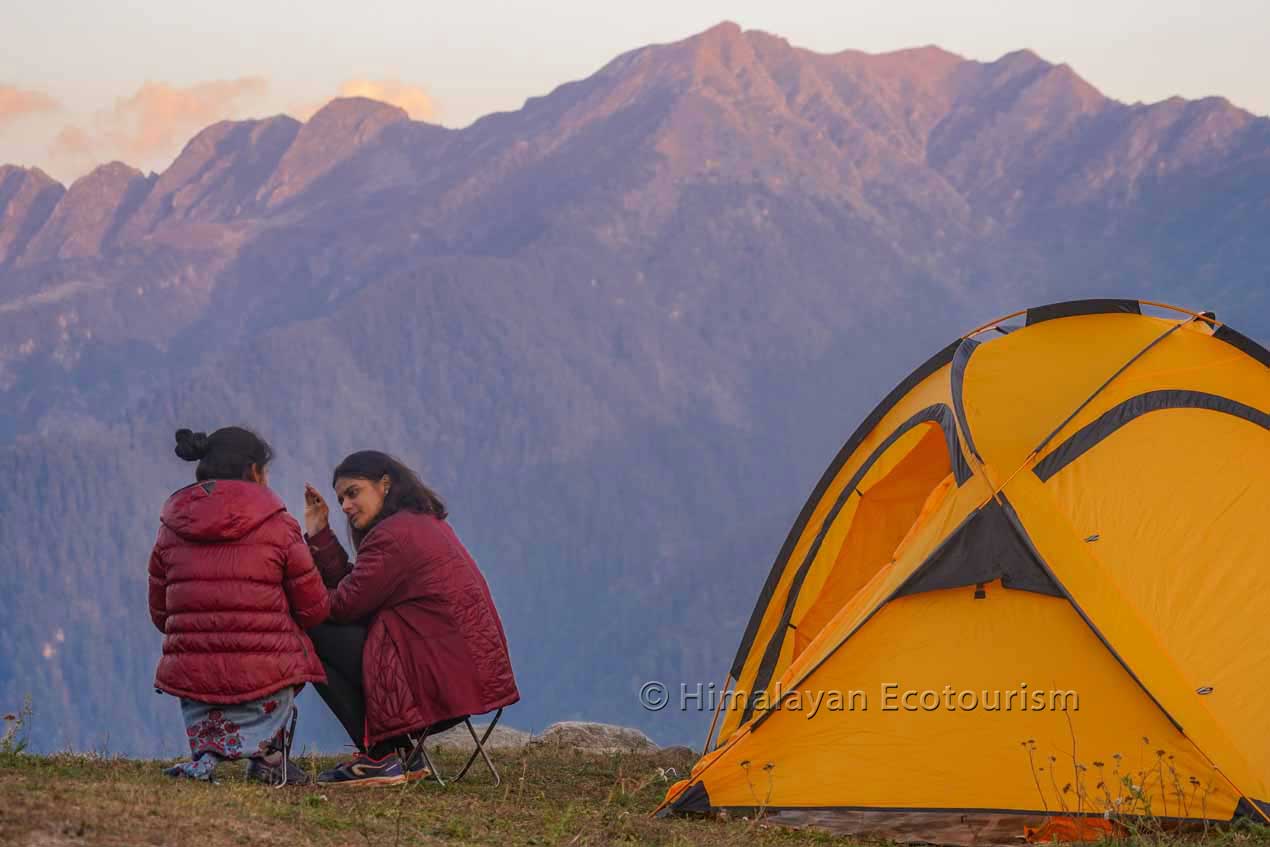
xmin=307 ymin=510 xmax=519 ymax=746
xmin=148 ymin=480 xmax=330 ymax=703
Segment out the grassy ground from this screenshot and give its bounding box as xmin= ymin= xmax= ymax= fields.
xmin=0 ymin=744 xmax=846 ymax=847
xmin=4 ymin=745 xmax=1270 ymax=846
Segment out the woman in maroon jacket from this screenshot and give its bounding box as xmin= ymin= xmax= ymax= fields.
xmin=149 ymin=427 xmax=330 ymax=784
xmin=302 ymin=450 xmax=519 ymax=787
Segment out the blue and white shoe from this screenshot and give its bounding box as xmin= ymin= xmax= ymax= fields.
xmin=163 ymin=752 xmax=220 ymax=782
xmin=316 ymin=751 xmax=406 ymax=787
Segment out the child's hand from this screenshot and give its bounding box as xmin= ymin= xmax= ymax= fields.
xmin=303 ymin=483 xmax=330 ymax=537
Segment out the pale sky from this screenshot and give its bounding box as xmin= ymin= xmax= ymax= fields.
xmin=3 ymin=0 xmax=1268 ymax=183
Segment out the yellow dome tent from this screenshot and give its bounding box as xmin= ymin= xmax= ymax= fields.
xmin=657 ymin=300 xmax=1270 ymax=843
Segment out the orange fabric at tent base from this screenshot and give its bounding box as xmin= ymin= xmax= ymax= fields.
xmin=1024 ymin=817 xmax=1124 ymax=843
xmin=656 ymin=300 xmax=1270 ymax=845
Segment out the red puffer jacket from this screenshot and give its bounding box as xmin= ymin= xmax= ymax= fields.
xmin=148 ymin=480 xmax=330 ymax=702
xmin=307 ymin=510 xmax=519 ymax=746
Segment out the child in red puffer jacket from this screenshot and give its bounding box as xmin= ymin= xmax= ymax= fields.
xmin=148 ymin=426 xmax=330 ymax=783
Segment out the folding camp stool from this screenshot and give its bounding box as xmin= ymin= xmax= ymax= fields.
xmin=271 ymin=704 xmax=301 ymax=788
xmin=400 ymin=707 xmax=504 ymax=788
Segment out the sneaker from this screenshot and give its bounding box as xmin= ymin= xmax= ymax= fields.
xmin=163 ymin=753 xmax=220 ymax=782
xmin=316 ymin=752 xmax=406 ymax=787
xmin=246 ymin=754 xmax=311 ymax=786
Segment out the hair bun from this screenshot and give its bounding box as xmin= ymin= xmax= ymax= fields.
xmin=174 ymin=428 xmax=211 ymax=461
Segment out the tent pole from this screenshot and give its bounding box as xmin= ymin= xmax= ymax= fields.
xmin=702 ymin=674 xmax=731 ymax=756
xmin=975 ymin=316 xmax=1197 ymax=502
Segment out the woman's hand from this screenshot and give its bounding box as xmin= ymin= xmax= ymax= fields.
xmin=304 ymin=483 xmax=330 ymax=537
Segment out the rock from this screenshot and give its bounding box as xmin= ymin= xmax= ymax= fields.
xmin=657 ymin=745 xmax=697 ymax=760
xmin=530 ymin=721 xmax=659 ymax=753
xmin=425 ymin=722 xmax=532 ymax=751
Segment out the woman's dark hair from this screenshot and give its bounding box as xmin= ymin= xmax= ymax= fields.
xmin=332 ymin=450 xmax=447 ymax=546
xmin=174 ymin=426 xmax=273 ymax=482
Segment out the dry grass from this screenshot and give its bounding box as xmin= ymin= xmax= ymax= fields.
xmin=4 ymin=744 xmax=1270 ymax=846
xmin=0 ymin=745 xmax=846 ymax=847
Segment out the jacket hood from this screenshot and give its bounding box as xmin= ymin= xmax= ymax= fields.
xmin=161 ymin=480 xmax=287 ymax=542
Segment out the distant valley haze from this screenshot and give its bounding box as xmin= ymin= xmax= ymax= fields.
xmin=1 ymin=20 xmax=1267 ymax=755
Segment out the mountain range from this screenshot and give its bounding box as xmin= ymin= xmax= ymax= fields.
xmin=2 ymin=21 xmax=1267 ymax=755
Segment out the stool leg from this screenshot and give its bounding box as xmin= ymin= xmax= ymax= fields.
xmin=405 ymin=730 xmax=446 ymax=787
xmin=272 ymin=706 xmax=299 ymax=789
xmin=454 ymin=709 xmax=502 ymax=786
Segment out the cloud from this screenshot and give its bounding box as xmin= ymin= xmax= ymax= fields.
xmin=47 ymin=125 xmax=97 ymax=178
xmin=101 ymin=77 xmax=271 ymax=159
xmin=50 ymin=125 xmax=93 ymax=158
xmin=43 ymin=76 xmax=272 ymax=179
xmin=337 ymin=79 xmax=435 ymax=120
xmin=287 ymin=78 xmax=437 ymax=123
xmin=28 ymin=75 xmax=433 ymax=182
xmin=0 ymin=85 xmax=60 ymax=129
